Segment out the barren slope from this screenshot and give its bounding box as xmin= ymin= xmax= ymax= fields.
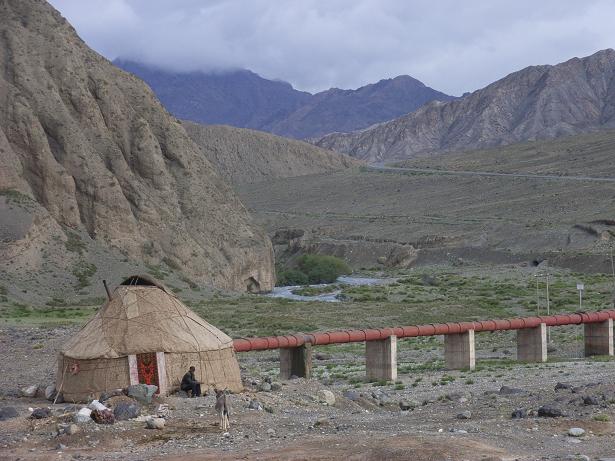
xmin=182 ymin=121 xmax=359 ymax=186
xmin=0 ymin=0 xmax=274 ymax=300
xmin=240 ymin=130 xmax=615 ymax=272
xmin=316 ymin=49 xmax=615 ymax=162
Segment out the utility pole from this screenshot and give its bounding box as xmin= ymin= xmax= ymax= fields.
xmin=577 ymin=283 xmax=584 ymax=311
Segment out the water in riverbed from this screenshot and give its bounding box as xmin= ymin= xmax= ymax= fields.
xmin=266 ymin=276 xmax=395 ymax=302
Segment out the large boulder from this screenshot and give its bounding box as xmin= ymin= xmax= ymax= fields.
xmin=146 ymin=417 xmax=165 ymax=430
xmin=73 ymin=407 xmax=92 ymax=424
xmin=317 ymin=389 xmax=336 ymax=406
xmin=113 ymin=401 xmax=140 ymax=421
xmin=20 ymin=385 xmax=39 ymax=398
xmin=128 ymin=384 xmax=158 ymax=404
xmin=0 ymin=407 xmax=19 ymax=421
xmin=30 ymin=408 xmax=51 ymax=419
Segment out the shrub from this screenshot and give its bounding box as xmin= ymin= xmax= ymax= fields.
xmin=296 ymin=254 xmax=351 ymax=284
xmin=276 ymin=269 xmax=309 ymax=286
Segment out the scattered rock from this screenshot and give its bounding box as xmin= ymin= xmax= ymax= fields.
xmin=44 ymin=385 xmax=57 ymax=401
xmin=174 ymin=390 xmax=189 ymax=398
xmin=30 ymin=408 xmax=51 ymax=419
xmin=88 ymin=400 xmax=107 ymax=412
xmin=456 ymin=410 xmax=472 ymax=420
xmin=266 ymin=428 xmax=276 ymax=436
xmin=58 ymin=423 xmax=80 ymax=436
xmin=511 ymin=409 xmax=527 ymax=419
xmin=343 ymin=390 xmax=360 ymax=401
xmin=74 ymin=408 xmax=92 ymax=424
xmin=20 ymin=385 xmax=39 ymax=398
xmin=399 ymin=400 xmax=419 ymax=411
xmin=146 ymin=417 xmax=165 ymax=430
xmin=0 ymin=407 xmax=18 ymax=421
xmin=270 ymin=382 xmax=282 ymax=391
xmin=499 ymin=386 xmax=524 ymax=395
xmin=318 ymin=390 xmax=336 ymax=406
xmin=258 ymin=382 xmax=272 ymax=392
xmin=247 ymin=399 xmax=263 ymax=411
xmin=537 ymin=405 xmax=563 ymax=417
xmin=99 ymin=389 xmax=125 ymax=402
xmin=583 ymin=395 xmax=599 ymax=406
xmin=568 ymin=427 xmax=586 ymax=437
xmin=91 ymin=409 xmax=115 ymax=424
xmin=127 ymin=384 xmax=158 ymax=404
xmin=555 ymin=382 xmax=572 ymax=391
xmin=314 ymin=418 xmax=330 ymax=427
xmin=113 ymin=402 xmax=140 ymax=421
xmin=56 ymin=443 xmax=67 ymax=451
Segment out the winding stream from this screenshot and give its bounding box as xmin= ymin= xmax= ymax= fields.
xmin=266 ymin=275 xmax=395 ymax=303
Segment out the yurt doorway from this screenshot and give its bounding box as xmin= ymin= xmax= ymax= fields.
xmin=128 ymin=352 xmax=168 ymax=395
xmin=136 ymin=353 xmax=159 ymax=388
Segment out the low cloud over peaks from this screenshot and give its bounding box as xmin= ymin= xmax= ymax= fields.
xmin=50 ymin=0 xmax=615 ymax=95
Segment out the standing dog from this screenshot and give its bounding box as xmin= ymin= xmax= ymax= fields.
xmin=214 ymin=388 xmax=231 ymax=431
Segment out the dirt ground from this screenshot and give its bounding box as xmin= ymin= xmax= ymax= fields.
xmin=1 ymin=325 xmax=615 ymax=461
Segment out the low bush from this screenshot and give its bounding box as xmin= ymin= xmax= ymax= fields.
xmin=276 ymin=254 xmax=351 ymax=286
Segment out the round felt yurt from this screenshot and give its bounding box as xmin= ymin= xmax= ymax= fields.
xmin=56 ymin=275 xmax=242 ymax=402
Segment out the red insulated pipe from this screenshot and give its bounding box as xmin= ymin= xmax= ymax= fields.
xmin=232 ymin=309 xmax=615 ymax=352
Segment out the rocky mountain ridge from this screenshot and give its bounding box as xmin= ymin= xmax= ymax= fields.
xmin=316 ymin=49 xmax=615 ymax=162
xmin=182 ymin=121 xmax=360 ymax=186
xmin=115 ymin=59 xmax=453 ymax=139
xmin=0 ymin=0 xmax=275 ymax=298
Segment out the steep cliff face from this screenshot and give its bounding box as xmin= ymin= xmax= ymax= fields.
xmin=316 ymin=50 xmax=615 ymax=162
xmin=182 ymin=121 xmax=360 ymax=186
xmin=0 ymin=0 xmax=274 ymax=294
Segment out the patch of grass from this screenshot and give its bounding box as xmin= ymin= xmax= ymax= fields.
xmin=72 ymin=261 xmax=97 ymax=289
xmin=146 ymin=264 xmax=169 ymax=280
xmin=0 ymin=188 xmax=33 ymax=206
xmin=64 ymin=231 xmax=86 ymax=255
xmin=593 ymin=414 xmax=610 ymax=422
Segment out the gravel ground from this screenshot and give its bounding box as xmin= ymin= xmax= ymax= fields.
xmin=1 ymin=326 xmax=614 ymax=460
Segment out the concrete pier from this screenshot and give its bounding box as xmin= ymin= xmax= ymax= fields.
xmin=280 ymin=344 xmax=312 ymax=379
xmin=444 ymin=330 xmax=475 ymax=370
xmin=517 ymin=323 xmax=547 ymax=362
xmin=584 ymin=319 xmax=614 ymax=357
xmin=366 ymin=335 xmax=397 ymax=381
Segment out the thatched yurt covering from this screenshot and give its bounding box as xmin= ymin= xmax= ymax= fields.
xmin=56 ymin=275 xmax=242 ymax=402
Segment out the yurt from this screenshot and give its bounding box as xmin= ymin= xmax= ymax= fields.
xmin=56 ymin=275 xmax=242 ymax=402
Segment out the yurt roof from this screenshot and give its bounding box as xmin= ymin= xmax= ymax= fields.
xmin=61 ymin=276 xmax=233 ymax=360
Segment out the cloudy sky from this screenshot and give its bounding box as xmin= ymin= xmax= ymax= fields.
xmin=49 ymin=0 xmax=615 ymax=96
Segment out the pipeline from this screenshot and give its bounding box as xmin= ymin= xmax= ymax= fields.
xmin=232 ymin=309 xmax=615 ymax=352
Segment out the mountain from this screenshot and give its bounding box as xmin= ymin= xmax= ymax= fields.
xmin=0 ymin=0 xmax=275 ymax=300
xmin=265 ymin=75 xmax=454 ymax=139
xmin=182 ymin=121 xmax=360 ymax=186
xmin=114 ymin=60 xmax=311 ymax=130
xmin=114 ymin=59 xmax=453 ymax=139
xmin=316 ymin=49 xmax=615 ymax=162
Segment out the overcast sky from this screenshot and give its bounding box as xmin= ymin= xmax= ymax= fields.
xmin=49 ymin=0 xmax=615 ymax=96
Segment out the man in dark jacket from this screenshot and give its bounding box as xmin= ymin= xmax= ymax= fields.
xmin=181 ymin=366 xmax=201 ymax=397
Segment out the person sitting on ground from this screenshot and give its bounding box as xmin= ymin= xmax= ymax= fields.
xmin=181 ymin=366 xmax=202 ymax=397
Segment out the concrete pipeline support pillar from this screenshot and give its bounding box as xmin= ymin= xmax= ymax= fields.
xmin=280 ymin=344 xmax=312 ymax=379
xmin=366 ymin=335 xmax=397 ymax=381
xmin=584 ymin=319 xmax=614 ymax=357
xmin=517 ymin=323 xmax=547 ymax=362
xmin=445 ymin=330 xmax=475 ymax=370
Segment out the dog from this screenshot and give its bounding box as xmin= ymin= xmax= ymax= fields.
xmin=214 ymin=388 xmax=231 ymax=431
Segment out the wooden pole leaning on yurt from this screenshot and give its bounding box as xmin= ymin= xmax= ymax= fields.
xmin=102 ymin=280 xmax=112 ymax=300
